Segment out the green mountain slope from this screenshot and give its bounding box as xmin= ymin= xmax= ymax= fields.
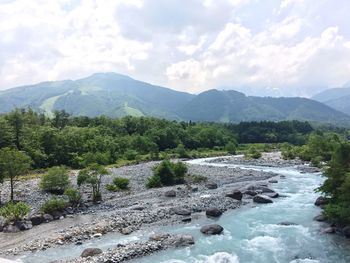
xmin=1 ymin=73 xmax=349 ymax=124
xmin=312 ymin=87 xmax=350 ymax=115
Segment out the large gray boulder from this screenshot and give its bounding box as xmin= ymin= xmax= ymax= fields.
xmin=205 ymin=208 xmax=222 ymax=217
xmin=253 ymin=195 xmax=273 ymax=204
xmin=173 ymin=208 xmax=191 ymax=216
xmin=314 ymin=214 xmax=326 ymax=222
xmin=342 ymin=226 xmax=350 ymax=238
xmin=81 ymin=248 xmax=103 ymax=258
xmin=162 ymin=234 xmax=195 ymax=247
xmin=30 ymin=214 xmax=44 ymax=226
xmin=164 ymin=190 xmax=176 ymax=197
xmin=3 ymin=224 xmax=20 ymax=233
xmin=226 ymin=190 xmax=243 ymax=200
xmin=206 ymin=182 xmax=218 ymax=190
xmin=314 ymin=196 xmax=328 ymax=206
xmin=200 ymin=224 xmax=224 ymax=235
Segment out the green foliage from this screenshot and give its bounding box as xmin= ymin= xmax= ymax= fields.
xmin=185 ymin=174 xmax=208 ymax=183
xmin=225 ymin=141 xmax=237 ymax=154
xmin=64 ymin=188 xmax=82 ymax=206
xmin=77 ymin=164 xmax=109 ymax=202
xmin=40 ymin=166 xmax=70 ymax=194
xmin=0 ymin=201 xmax=30 ymax=222
xmin=124 ymin=149 xmax=138 ymax=161
xmin=40 ymin=198 xmax=67 ymax=214
xmin=146 ymin=175 xmax=162 ymax=188
xmin=147 ymin=160 xmax=188 ymax=188
xmin=245 ymin=146 xmax=262 ymax=159
xmin=0 ymin=147 xmax=32 ymax=201
xmin=113 ymin=177 xmax=129 ymax=190
xmin=175 ymin=143 xmax=190 ymax=158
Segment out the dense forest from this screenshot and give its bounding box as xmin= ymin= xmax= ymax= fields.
xmin=0 ymin=108 xmax=315 ymax=170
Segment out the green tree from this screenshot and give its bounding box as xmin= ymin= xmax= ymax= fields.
xmin=5 ymin=109 xmax=25 ymax=150
xmin=40 ymin=166 xmax=70 ymax=194
xmin=153 ymin=160 xmax=175 ymax=186
xmin=77 ymin=164 xmax=109 ymax=202
xmin=0 ymin=148 xmax=32 ymax=201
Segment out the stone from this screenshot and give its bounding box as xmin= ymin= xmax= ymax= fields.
xmin=149 ymin=233 xmax=171 ymax=241
xmin=278 ymin=222 xmax=298 ymax=226
xmin=253 ymin=195 xmax=273 ymax=204
xmin=200 ymin=224 xmax=224 ymax=235
xmin=206 ymin=182 xmax=218 ymax=190
xmin=266 ymin=192 xmax=279 ymax=198
xmin=43 ymin=214 xmax=54 ymax=223
xmin=173 ymin=208 xmax=191 ymax=216
xmin=75 ymin=241 xmax=83 ymax=245
xmin=52 ymin=211 xmax=63 ymax=220
xmin=314 ymin=196 xmax=328 ymax=206
xmin=16 ymin=220 xmax=33 ymax=231
xmin=323 ymin=227 xmax=335 ymax=234
xmin=182 ymin=217 xmax=192 ymax=223
xmin=342 ymin=226 xmax=350 ymax=238
xmin=244 ymin=190 xmax=257 ymax=196
xmin=261 ymin=187 xmax=275 ymax=193
xmin=162 ymin=234 xmax=195 ymax=247
xmin=30 ymin=214 xmax=44 ymax=226
xmin=164 ymin=190 xmax=176 ymax=197
xmin=0 ymin=216 xmax=6 ymax=232
xmin=191 ymin=187 xmax=198 ymax=192
xmin=3 ymin=224 xmax=20 ymax=233
xmin=314 ymin=214 xmax=326 ymax=222
xmin=226 ymin=190 xmax=243 ymax=201
xmin=120 ymin=227 xmax=133 ymax=235
xmin=81 ymin=248 xmax=103 ymax=258
xmin=268 ymin=179 xmax=278 ymax=183
xmin=205 ymin=208 xmax=222 ymax=218
xmin=92 ymin=233 xmax=102 ymax=238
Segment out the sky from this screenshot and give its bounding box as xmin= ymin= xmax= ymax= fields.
xmin=1 ymin=0 xmax=350 ymax=97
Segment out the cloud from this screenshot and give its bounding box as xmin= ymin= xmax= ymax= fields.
xmin=0 ymin=0 xmax=350 ymax=97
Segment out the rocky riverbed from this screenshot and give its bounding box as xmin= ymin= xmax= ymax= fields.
xmin=0 ymin=152 xmax=313 ymax=262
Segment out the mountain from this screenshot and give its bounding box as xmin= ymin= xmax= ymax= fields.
xmin=179 ymin=89 xmax=350 ymax=123
xmin=0 ymin=73 xmax=194 ymax=119
xmin=312 ymin=87 xmax=350 ymax=115
xmin=0 ymin=73 xmax=349 ymax=124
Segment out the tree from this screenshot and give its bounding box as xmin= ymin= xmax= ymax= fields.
xmin=52 ymin=110 xmax=70 ymax=129
xmin=40 ymin=166 xmax=70 ymax=194
xmin=77 ymin=164 xmax=109 ymax=202
xmin=5 ymin=109 xmax=25 ymax=150
xmin=0 ymin=148 xmax=32 ymax=201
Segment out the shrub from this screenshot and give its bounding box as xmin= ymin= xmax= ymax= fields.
xmin=185 ymin=174 xmax=208 ymax=184
xmin=175 ymin=144 xmax=190 ymax=158
xmin=124 ymin=150 xmax=138 ymax=160
xmin=225 ymin=142 xmax=237 ymax=154
xmin=64 ymin=188 xmax=82 ymax=206
xmin=113 ymin=177 xmax=129 ymax=190
xmin=0 ymin=202 xmax=30 ymax=222
xmin=173 ymin=162 xmax=187 ymax=184
xmin=40 ymin=198 xmax=67 ymax=214
xmin=146 ymin=175 xmax=162 ymax=188
xmin=245 ymin=147 xmax=262 ymax=159
xmin=105 ymin=184 xmax=119 ymax=192
xmin=40 ymin=166 xmax=70 ymax=194
xmin=154 ymin=160 xmax=175 ymax=186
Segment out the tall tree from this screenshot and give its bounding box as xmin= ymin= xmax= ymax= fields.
xmin=5 ymin=109 xmax=25 ymax=150
xmin=0 ymin=148 xmax=32 ymax=201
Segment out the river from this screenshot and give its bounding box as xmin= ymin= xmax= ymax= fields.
xmin=18 ymin=157 xmax=350 ymax=263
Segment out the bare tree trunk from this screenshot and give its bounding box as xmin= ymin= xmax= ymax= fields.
xmin=10 ymin=177 xmax=14 ymax=201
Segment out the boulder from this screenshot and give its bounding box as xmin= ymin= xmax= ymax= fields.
xmin=268 ymin=179 xmax=278 ymax=183
xmin=323 ymin=227 xmax=335 ymax=234
xmin=314 ymin=196 xmax=328 ymax=207
xmin=266 ymin=192 xmax=279 ymax=198
xmin=205 ymin=208 xmax=222 ymax=217
xmin=342 ymin=226 xmax=350 ymax=238
xmin=206 ymin=182 xmax=218 ymax=190
xmin=81 ymin=248 xmax=103 ymax=258
xmin=52 ymin=211 xmax=63 ymax=220
xmin=200 ymin=224 xmax=224 ymax=235
xmin=244 ymin=190 xmax=257 ymax=196
xmin=43 ymin=214 xmax=54 ymax=223
xmin=164 ymin=190 xmax=176 ymax=197
xmin=149 ymin=233 xmax=170 ymax=241
xmin=120 ymin=227 xmax=133 ymax=235
xmin=16 ymin=220 xmax=33 ymax=231
xmin=0 ymin=216 xmax=6 ymax=232
xmin=162 ymin=234 xmax=195 ymax=247
xmin=182 ymin=217 xmax=192 ymax=223
xmin=261 ymin=187 xmax=275 ymax=193
xmin=30 ymin=214 xmax=44 ymax=226
xmin=173 ymin=208 xmax=191 ymax=216
xmin=191 ymin=187 xmax=199 ymax=192
xmin=226 ymin=190 xmax=243 ymax=200
xmin=253 ymin=195 xmax=273 ymax=204
xmin=314 ymin=214 xmax=326 ymax=222
xmin=3 ymin=224 xmax=20 ymax=233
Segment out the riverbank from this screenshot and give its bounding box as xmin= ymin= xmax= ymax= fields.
xmin=0 ymin=152 xmax=315 ymax=262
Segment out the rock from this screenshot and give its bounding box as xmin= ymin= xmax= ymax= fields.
xmin=205 ymin=208 xmax=222 ymax=217
xmin=164 ymin=190 xmax=176 ymax=197
xmin=81 ymin=248 xmax=103 ymax=258
xmin=266 ymin=192 xmax=279 ymax=198
xmin=244 ymin=190 xmax=257 ymax=196
xmin=253 ymin=195 xmax=273 ymax=204
xmin=0 ymin=216 xmax=6 ymax=232
xmin=173 ymin=208 xmax=191 ymax=216
xmin=92 ymin=233 xmax=102 ymax=238
xmin=3 ymin=224 xmax=20 ymax=233
xmin=191 ymin=187 xmax=198 ymax=192
xmin=200 ymin=224 xmax=224 ymax=235
xmin=206 ymin=182 xmax=218 ymax=190
xmin=314 ymin=214 xmax=326 ymax=222
xmin=162 ymin=234 xmax=195 ymax=247
xmin=323 ymin=227 xmax=335 ymax=234
xmin=52 ymin=211 xmax=63 ymax=220
xmin=268 ymin=179 xmax=278 ymax=183
xmin=16 ymin=220 xmax=33 ymax=231
xmin=226 ymin=190 xmax=243 ymax=200
xmin=314 ymin=196 xmax=328 ymax=206
xmin=261 ymin=187 xmax=275 ymax=193
xmin=43 ymin=214 xmax=54 ymax=223
xmin=342 ymin=226 xmax=350 ymax=238
xmin=75 ymin=241 xmax=83 ymax=245
xmin=30 ymin=214 xmax=44 ymax=226
xmin=182 ymin=217 xmax=191 ymax=223
xmin=278 ymin=222 xmax=298 ymax=226
xmin=120 ymin=227 xmax=133 ymax=235
xmin=149 ymin=233 xmax=171 ymax=241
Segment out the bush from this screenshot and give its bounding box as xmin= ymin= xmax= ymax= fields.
xmin=175 ymin=144 xmax=190 ymax=158
xmin=146 ymin=175 xmax=162 ymax=188
xmin=64 ymin=188 xmax=82 ymax=206
xmin=185 ymin=174 xmax=208 ymax=183
xmin=0 ymin=202 xmax=30 ymax=222
xmin=154 ymin=160 xmax=175 ymax=186
xmin=124 ymin=150 xmax=138 ymax=160
xmin=40 ymin=166 xmax=70 ymax=194
xmin=245 ymin=147 xmax=262 ymax=159
xmin=173 ymin=162 xmax=187 ymax=184
xmin=225 ymin=142 xmax=237 ymax=154
xmin=113 ymin=177 xmax=129 ymax=190
xmin=40 ymin=198 xmax=67 ymax=214
xmin=105 ymin=184 xmax=119 ymax=192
